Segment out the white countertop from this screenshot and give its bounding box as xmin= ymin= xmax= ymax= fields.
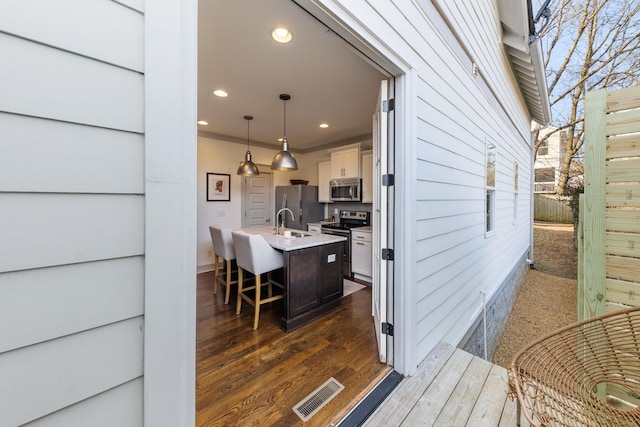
xmin=352 ymin=226 xmax=372 ymax=232
xmin=239 ymin=226 xmax=346 ymax=251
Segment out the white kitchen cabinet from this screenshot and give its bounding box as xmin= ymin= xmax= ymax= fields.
xmin=318 ymin=160 xmax=332 ymax=203
xmin=361 ymin=151 xmax=373 ymax=203
xmin=308 ymin=224 xmax=321 ymax=233
xmin=330 ymin=147 xmax=360 ymax=179
xmin=351 ymin=229 xmax=372 ymax=280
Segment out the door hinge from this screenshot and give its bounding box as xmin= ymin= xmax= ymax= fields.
xmin=382 ymin=174 xmax=394 ymax=186
xmin=383 ymin=98 xmax=395 ymax=113
xmin=382 ymin=322 xmax=394 ymax=336
xmin=382 ymin=248 xmax=394 ymax=261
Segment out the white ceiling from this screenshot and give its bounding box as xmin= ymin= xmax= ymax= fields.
xmin=197 ymin=0 xmax=387 ymax=152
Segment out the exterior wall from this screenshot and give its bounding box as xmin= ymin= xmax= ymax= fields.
xmin=0 ymin=0 xmax=197 ymax=425
xmin=0 ymin=1 xmax=145 ymax=425
xmin=534 ymin=127 xmax=562 ymax=193
xmin=313 ymin=0 xmax=535 ymax=373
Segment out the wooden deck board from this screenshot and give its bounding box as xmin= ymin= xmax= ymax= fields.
xmin=468 ymin=364 xmax=510 ymax=425
xmin=363 ymin=343 xmax=455 ymax=425
xmin=365 ymin=342 xmax=524 ymax=426
xmin=401 ymin=347 xmax=474 ymax=425
xmin=435 ymin=356 xmax=493 ymax=425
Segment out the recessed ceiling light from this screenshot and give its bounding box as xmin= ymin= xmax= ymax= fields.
xmin=319 ymin=123 xmax=329 ymax=128
xmin=197 ymin=120 xmax=208 ymax=125
xmin=213 ymin=89 xmax=228 ymax=97
xmin=271 ymin=27 xmax=292 ymax=43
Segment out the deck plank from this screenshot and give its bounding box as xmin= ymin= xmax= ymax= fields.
xmin=401 ymin=348 xmax=474 ymax=425
xmin=363 ymin=342 xmax=455 ymax=425
xmin=435 ymin=355 xmax=493 ymax=425
xmin=499 ymin=392 xmax=532 ymax=427
xmin=362 ymin=342 xmax=525 ymax=426
xmin=467 ymin=364 xmax=510 ymax=425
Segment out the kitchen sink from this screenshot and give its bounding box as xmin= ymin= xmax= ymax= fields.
xmin=274 ymin=229 xmax=313 ymax=238
xmin=289 ymin=231 xmax=311 ymax=238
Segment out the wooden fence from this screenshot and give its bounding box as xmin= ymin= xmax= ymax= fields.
xmin=578 ymin=85 xmax=640 ymax=406
xmin=579 ymin=84 xmax=640 ymax=320
xmin=533 ymin=194 xmax=572 ymax=223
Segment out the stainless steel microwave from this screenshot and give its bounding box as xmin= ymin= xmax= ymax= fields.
xmin=330 ymin=178 xmax=361 ymax=202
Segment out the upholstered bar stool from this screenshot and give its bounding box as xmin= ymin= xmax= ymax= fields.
xmin=209 ymin=225 xmax=238 ymax=305
xmin=231 ymin=231 xmax=284 ymax=330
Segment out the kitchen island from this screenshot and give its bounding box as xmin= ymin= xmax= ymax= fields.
xmin=240 ymin=227 xmax=346 ymax=332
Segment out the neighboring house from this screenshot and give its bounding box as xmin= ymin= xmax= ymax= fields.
xmin=534 ymin=126 xmax=564 ymax=193
xmin=0 ymin=1 xmax=549 ymax=426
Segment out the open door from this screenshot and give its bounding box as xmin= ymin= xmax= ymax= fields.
xmin=372 ymin=79 xmax=393 ymax=363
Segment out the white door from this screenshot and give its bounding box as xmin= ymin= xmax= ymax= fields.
xmin=373 ymin=79 xmax=392 ymax=363
xmin=241 ymin=172 xmax=273 ymax=228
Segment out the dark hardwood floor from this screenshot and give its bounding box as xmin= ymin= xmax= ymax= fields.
xmin=196 ymin=271 xmax=389 ymax=426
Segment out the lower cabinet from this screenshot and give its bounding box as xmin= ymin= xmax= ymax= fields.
xmin=351 ymin=230 xmax=372 ymax=280
xmin=280 ymin=242 xmax=344 ymax=331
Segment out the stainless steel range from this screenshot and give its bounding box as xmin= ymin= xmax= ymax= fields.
xmin=321 ymin=210 xmax=370 ymax=277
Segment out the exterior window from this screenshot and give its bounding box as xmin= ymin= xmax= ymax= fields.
xmin=535 ymin=167 xmax=555 ymax=182
xmin=538 ymin=140 xmax=548 ymax=156
xmin=486 ymin=139 xmax=496 ymax=234
xmin=513 ymin=161 xmax=518 ymax=224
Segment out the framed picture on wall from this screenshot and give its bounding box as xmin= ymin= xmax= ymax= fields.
xmin=207 ymin=173 xmax=230 ymax=201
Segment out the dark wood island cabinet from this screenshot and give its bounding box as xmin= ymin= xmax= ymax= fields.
xmin=281 ymin=241 xmax=343 ymax=331
xmin=238 ymin=227 xmax=346 ymax=332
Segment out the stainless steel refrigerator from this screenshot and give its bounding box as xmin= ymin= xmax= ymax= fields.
xmin=275 ymin=185 xmax=324 ymax=230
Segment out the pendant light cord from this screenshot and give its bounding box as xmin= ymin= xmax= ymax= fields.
xmin=283 ymin=98 xmax=287 ymax=138
xmin=246 ymin=118 xmax=250 ymax=150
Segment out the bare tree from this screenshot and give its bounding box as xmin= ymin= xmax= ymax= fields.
xmin=534 ymin=0 xmax=640 ymax=195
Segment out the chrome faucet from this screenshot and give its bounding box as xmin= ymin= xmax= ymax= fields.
xmin=276 ymin=208 xmax=295 ymax=235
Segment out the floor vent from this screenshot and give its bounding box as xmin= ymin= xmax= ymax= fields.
xmin=293 ymin=377 xmax=345 ymax=422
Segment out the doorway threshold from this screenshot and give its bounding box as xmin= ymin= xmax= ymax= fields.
xmin=334 ymin=369 xmax=403 ymax=426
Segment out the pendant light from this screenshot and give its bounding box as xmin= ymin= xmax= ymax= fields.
xmin=237 ymin=115 xmax=259 ymax=176
xmin=271 ymin=94 xmax=298 ymax=171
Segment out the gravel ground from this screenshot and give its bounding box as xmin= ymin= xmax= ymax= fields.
xmin=492 ymin=221 xmax=578 ymax=368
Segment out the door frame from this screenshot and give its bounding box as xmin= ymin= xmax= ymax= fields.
xmin=293 ymin=0 xmax=416 ymax=375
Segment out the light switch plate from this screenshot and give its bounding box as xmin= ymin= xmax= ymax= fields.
xmin=328 ymin=254 xmax=336 ymax=263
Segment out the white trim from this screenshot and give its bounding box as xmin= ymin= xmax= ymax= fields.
xmin=143 ymin=1 xmax=197 ymax=425
xmin=529 ymin=37 xmax=552 ymax=125
xmin=394 ymin=69 xmax=419 ymax=376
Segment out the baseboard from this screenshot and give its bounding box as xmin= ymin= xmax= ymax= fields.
xmin=197 ymin=263 xmax=215 ymax=274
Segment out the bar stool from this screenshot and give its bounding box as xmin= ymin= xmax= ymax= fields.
xmin=209 ymin=225 xmax=238 ymax=304
xmin=231 ymin=231 xmax=284 ymax=330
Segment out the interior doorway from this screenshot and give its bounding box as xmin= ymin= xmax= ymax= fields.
xmin=240 ymin=169 xmax=273 ymax=228
xmin=196 ymin=0 xmax=402 ymax=423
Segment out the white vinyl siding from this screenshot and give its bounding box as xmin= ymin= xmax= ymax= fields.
xmin=1 ymin=318 xmax=143 ymax=427
xmin=431 ymin=0 xmax=531 ymax=138
xmin=0 ymin=0 xmax=147 ymax=424
xmin=0 ymin=114 xmax=144 ymax=194
xmin=24 ymin=379 xmax=143 ymax=427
